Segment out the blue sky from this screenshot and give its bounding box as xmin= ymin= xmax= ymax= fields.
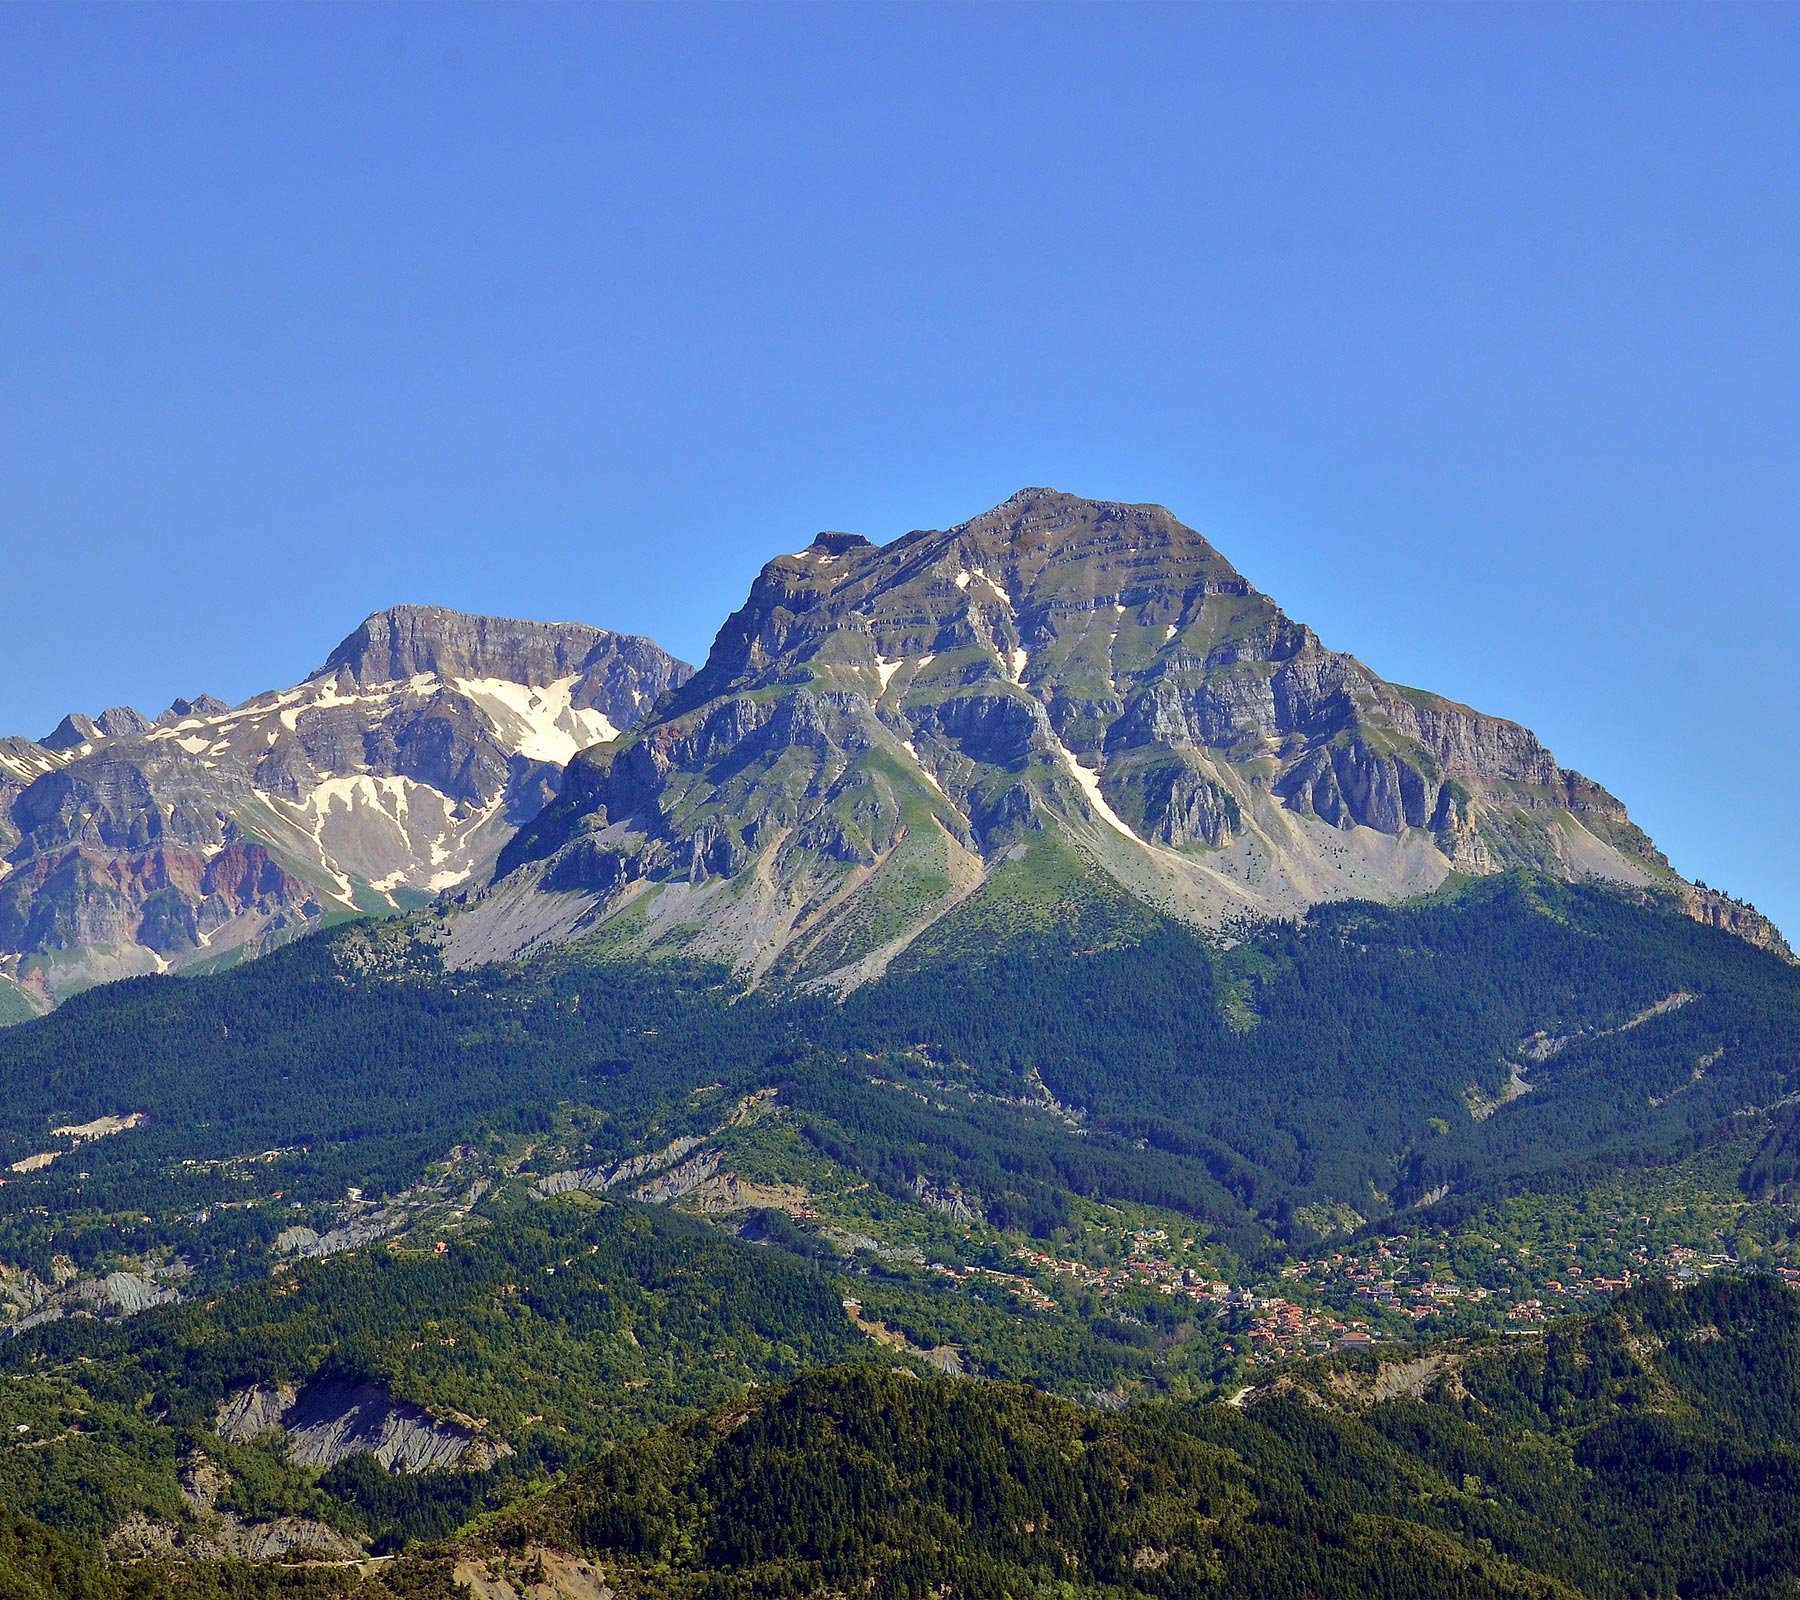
xmin=3 ymin=3 xmax=1796 ymax=935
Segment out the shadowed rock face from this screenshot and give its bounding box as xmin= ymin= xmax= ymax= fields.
xmin=0 ymin=607 xmax=690 ymax=1004
xmin=468 ymin=490 xmax=1786 ymax=983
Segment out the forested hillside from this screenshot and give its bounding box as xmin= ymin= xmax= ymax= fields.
xmin=0 ymin=874 xmax=1796 ymax=1591
xmin=417 ymin=1276 xmax=1800 ymax=1598
xmin=6 ymin=1276 xmax=1798 ymax=1598
xmin=0 ymin=873 xmax=1793 ymax=1271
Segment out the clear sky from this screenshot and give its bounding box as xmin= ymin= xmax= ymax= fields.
xmin=3 ymin=3 xmax=1796 ymax=936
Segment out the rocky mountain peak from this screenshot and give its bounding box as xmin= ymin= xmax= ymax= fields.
xmin=0 ymin=607 xmax=692 ymax=1006
xmin=158 ymin=696 xmax=230 ymax=725
xmin=468 ymin=490 xmax=1788 ymax=989
xmin=808 ymin=531 xmax=875 ymax=557
xmin=94 ymin=707 xmax=151 ymax=740
xmin=38 ymin=707 xmax=153 ymax=753
xmin=951 ymin=487 xmax=1224 ymax=563
xmin=318 ymin=605 xmax=627 ymax=688
xmin=40 ymin=714 xmax=99 ymax=752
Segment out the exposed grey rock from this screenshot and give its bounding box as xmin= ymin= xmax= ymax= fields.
xmin=910 ymin=1175 xmax=983 ymax=1226
xmin=532 ymin=1134 xmax=706 ymax=1199
xmin=168 ymin=1452 xmax=364 ymax=1563
xmin=222 ymin=1516 xmax=361 ymax=1562
xmin=73 ymin=1270 xmax=179 ymax=1315
xmin=217 ymin=1375 xmax=509 ymax=1473
xmin=1 ymin=1256 xmax=187 ymax=1330
xmin=817 ymin=1226 xmax=926 ymax=1264
xmin=41 ymin=713 xmax=100 ymax=752
xmin=95 ymin=706 xmax=152 ymax=739
xmin=0 ymin=607 xmax=691 ymax=1005
xmin=158 ymin=695 xmax=232 ymax=724
xmin=630 ymin=1150 xmax=723 ymax=1205
xmin=216 ymin=1382 xmax=295 ymax=1442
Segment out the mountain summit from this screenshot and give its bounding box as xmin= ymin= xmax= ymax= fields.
xmin=0 ymin=607 xmax=689 ymax=1004
xmin=319 ymin=605 xmax=670 ymax=694
xmin=459 ymin=490 xmax=1783 ymax=982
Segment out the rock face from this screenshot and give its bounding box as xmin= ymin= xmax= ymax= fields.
xmin=216 ymin=1375 xmax=510 ymax=1473
xmin=0 ymin=1256 xmax=188 ymax=1331
xmin=0 ymin=606 xmax=689 ymax=1003
xmin=460 ymin=490 xmax=1786 ymax=982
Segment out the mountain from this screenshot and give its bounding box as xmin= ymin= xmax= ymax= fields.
xmin=0 ymin=495 xmax=1794 ymax=1593
xmin=0 ymin=607 xmax=689 ymax=1004
xmin=459 ymin=489 xmax=1785 ymax=985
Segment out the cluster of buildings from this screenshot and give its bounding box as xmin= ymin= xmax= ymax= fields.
xmin=1281 ymin=1225 xmax=1762 ymax=1334
xmin=926 ymin=1258 xmax=1057 ymax=1311
xmin=1229 ymin=1292 xmax=1376 ymax=1362
xmin=1005 ymin=1239 xmax=1221 ymax=1303
xmin=921 ymin=1207 xmax=1799 ymax=1370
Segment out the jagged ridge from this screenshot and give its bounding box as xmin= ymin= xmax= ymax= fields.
xmin=0 ymin=607 xmax=691 ymax=1004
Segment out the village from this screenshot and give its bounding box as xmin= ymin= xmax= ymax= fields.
xmin=929 ymin=1212 xmax=1800 ymax=1369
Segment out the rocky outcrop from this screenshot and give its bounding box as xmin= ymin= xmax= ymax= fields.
xmin=1672 ymin=884 xmax=1793 ymax=960
xmin=454 ymin=1547 xmax=618 ymax=1600
xmin=458 ymin=490 xmax=1772 ymax=984
xmin=216 ymin=1382 xmax=293 ymax=1441
xmin=102 ymin=1455 xmax=365 ymax=1565
xmin=0 ymin=608 xmax=690 ymax=1005
xmin=216 ymin=1375 xmax=510 ymax=1473
xmin=73 ymin=1270 xmax=180 ymax=1315
xmin=1 ymin=1256 xmax=187 ymax=1331
xmin=910 ymin=1176 xmax=983 ymax=1226
xmin=531 ymin=1134 xmax=707 ymax=1199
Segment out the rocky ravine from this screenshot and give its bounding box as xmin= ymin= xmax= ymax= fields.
xmin=455 ymin=489 xmax=1787 ymax=985
xmin=0 ymin=606 xmax=689 ymax=1004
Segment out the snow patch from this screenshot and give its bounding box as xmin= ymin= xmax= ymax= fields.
xmin=1045 ymin=730 xmax=1149 ymax=847
xmin=875 ymin=657 xmax=903 ymax=694
xmin=276 ymin=677 xmax=420 ymax=733
xmin=969 ymin=567 xmax=1014 ymax=615
xmin=450 ymin=675 xmax=618 ymax=765
xmin=901 ymin=740 xmax=947 ymax=798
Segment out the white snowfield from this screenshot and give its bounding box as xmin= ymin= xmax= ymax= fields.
xmin=1052 ymin=735 xmax=1150 ymax=847
xmin=448 ymin=675 xmax=619 ymax=765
